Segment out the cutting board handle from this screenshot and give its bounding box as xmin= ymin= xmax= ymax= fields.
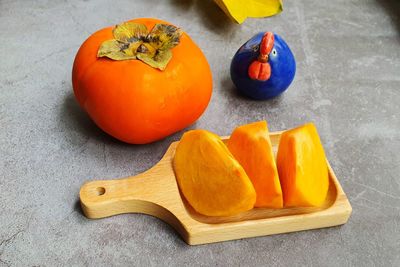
xmin=79 ymin=166 xmax=170 ymax=219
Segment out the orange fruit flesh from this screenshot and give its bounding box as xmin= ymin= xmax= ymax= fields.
xmin=227 ymin=121 xmax=283 ymax=208
xmin=277 ymin=123 xmax=329 ymax=207
xmin=173 ymin=130 xmax=256 ymax=217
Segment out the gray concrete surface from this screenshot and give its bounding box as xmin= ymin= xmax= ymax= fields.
xmin=1 ymin=0 xmax=399 ymax=266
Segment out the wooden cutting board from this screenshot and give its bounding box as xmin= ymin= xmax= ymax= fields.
xmin=79 ymin=131 xmax=352 ymax=245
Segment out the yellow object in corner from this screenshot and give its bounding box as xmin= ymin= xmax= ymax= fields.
xmin=214 ymin=0 xmax=283 ymax=24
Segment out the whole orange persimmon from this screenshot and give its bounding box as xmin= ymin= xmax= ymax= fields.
xmin=72 ymin=18 xmax=212 ymax=144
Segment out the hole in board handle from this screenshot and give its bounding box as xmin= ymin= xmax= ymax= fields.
xmin=96 ymin=187 xmax=106 ymax=196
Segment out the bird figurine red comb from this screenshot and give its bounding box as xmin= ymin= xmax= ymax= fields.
xmin=248 ymin=32 xmax=275 ymax=81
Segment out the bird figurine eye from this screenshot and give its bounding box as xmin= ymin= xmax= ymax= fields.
xmin=252 ymin=44 xmax=260 ymax=52
xmin=271 ymin=48 xmax=277 ymax=57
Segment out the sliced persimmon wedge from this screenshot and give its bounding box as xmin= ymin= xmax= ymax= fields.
xmin=227 ymin=121 xmax=283 ymax=208
xmin=173 ymin=130 xmax=256 ymax=217
xmin=277 ymin=123 xmax=329 ymax=207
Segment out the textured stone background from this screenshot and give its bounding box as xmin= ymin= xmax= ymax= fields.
xmin=1 ymin=0 xmax=399 ymax=266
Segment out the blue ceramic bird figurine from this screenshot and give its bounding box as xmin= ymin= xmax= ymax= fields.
xmin=230 ymin=32 xmax=296 ymax=100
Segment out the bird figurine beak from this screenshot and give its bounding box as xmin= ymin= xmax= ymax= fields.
xmin=248 ymin=32 xmax=274 ymax=81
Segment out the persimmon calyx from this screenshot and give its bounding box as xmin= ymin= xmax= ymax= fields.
xmin=97 ymin=22 xmax=183 ymax=70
